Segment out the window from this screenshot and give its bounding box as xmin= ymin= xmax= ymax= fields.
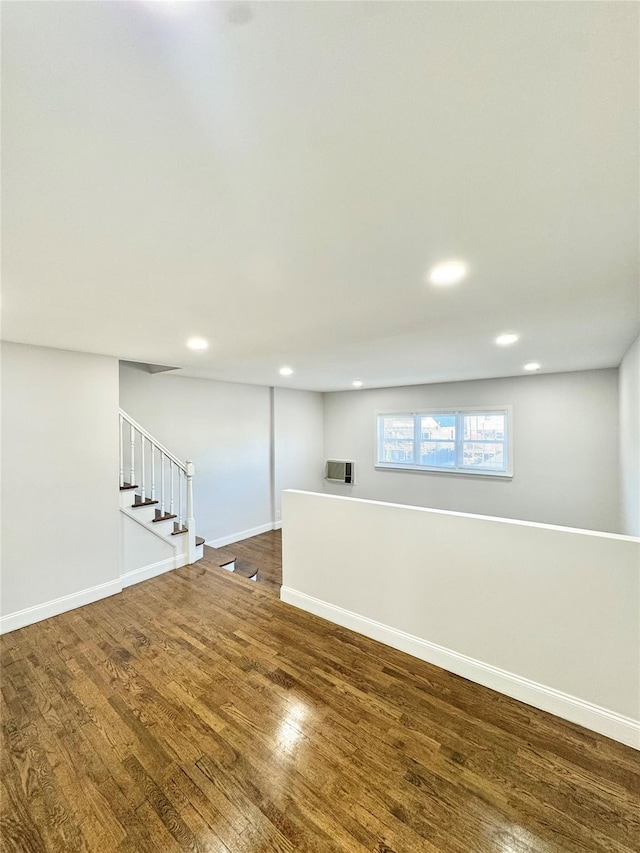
xmin=376 ymin=408 xmax=512 ymax=477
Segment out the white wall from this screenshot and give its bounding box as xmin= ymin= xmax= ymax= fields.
xmin=323 ymin=369 xmax=620 ymax=533
xmin=273 ymin=387 xmax=324 ymax=524
xmin=1 ymin=342 xmax=120 ymax=630
xmin=619 ymin=335 xmax=640 ymax=536
xmin=120 ymin=362 xmax=272 ymax=545
xmin=282 ymin=490 xmax=640 ymax=748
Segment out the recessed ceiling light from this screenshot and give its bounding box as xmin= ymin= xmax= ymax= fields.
xmin=227 ymin=2 xmax=254 ymax=25
xmin=495 ymin=333 xmax=519 ymax=346
xmin=187 ymin=337 xmax=209 ymax=350
xmin=524 ymin=362 xmax=541 ymax=372
xmin=279 ymin=366 xmax=293 ymax=376
xmin=428 ymin=260 xmax=468 ymax=286
xmin=352 ymin=380 xmax=363 ymax=388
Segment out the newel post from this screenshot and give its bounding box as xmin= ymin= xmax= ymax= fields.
xmin=186 ymin=461 xmax=197 ymax=564
xmin=119 ymin=414 xmax=124 ymax=488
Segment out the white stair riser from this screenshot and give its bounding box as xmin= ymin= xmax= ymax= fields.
xmin=119 ymin=490 xmax=164 ymax=511
xmin=149 ymin=518 xmax=177 ymax=535
xmin=119 ymin=490 xmax=167 ymax=513
xmin=128 ymin=505 xmax=160 ymax=524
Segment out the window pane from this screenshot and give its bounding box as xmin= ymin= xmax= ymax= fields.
xmin=420 ymin=441 xmax=456 ymax=467
xmin=418 ymin=415 xmax=455 ymax=467
xmin=380 ymin=416 xmax=414 ymax=463
xmin=462 ymin=441 xmax=505 ymax=470
xmin=463 ymin=413 xmax=505 ymax=441
xmin=420 ymin=414 xmax=456 ymax=441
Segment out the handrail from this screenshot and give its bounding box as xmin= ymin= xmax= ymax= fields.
xmin=119 ymin=408 xmax=186 ymax=472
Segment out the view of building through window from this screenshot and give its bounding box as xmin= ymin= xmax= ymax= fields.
xmin=378 ymin=410 xmax=509 ymax=475
xmin=463 ymin=413 xmax=505 ymax=470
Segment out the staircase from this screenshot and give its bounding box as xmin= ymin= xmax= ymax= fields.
xmin=200 ymin=545 xmax=258 ymax=582
xmin=119 ymin=410 xmax=204 ymax=587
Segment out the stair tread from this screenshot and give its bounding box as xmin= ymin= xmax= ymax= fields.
xmin=131 ymin=499 xmax=159 ymax=508
xmin=203 ymin=544 xmax=236 ymax=564
xmin=168 ymin=528 xmax=204 ymax=543
xmin=234 ymin=559 xmax=258 ymax=580
xmin=152 ymin=513 xmax=177 ymax=523
xmin=120 ymin=483 xmax=139 ymax=491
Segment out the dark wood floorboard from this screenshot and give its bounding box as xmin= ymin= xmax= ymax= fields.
xmin=1 ymin=530 xmax=638 ymax=852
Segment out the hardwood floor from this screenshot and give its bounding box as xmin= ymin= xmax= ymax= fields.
xmin=1 ymin=530 xmax=638 ymax=852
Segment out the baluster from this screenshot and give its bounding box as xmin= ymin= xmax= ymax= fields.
xmin=186 ymin=461 xmax=196 ymax=564
xmin=178 ymin=470 xmax=183 ymax=529
xmin=141 ymin=434 xmax=146 ymax=501
xmin=119 ymin=414 xmax=124 ymax=487
xmin=130 ymin=424 xmax=135 ymax=486
xmin=151 ymin=444 xmax=156 ymax=502
xmin=170 ymin=463 xmax=174 ymax=516
xmin=160 ymin=452 xmax=165 ymax=515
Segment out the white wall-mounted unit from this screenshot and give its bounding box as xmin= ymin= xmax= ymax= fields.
xmin=325 ymin=459 xmax=356 ymax=485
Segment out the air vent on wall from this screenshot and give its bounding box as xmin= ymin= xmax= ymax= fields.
xmin=325 ymin=459 xmax=355 ymax=485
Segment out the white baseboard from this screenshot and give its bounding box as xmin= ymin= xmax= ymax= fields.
xmin=273 ymin=521 xmax=283 ymax=531
xmin=280 ymin=587 xmax=640 ymax=751
xmin=0 ymin=579 xmax=123 ymax=635
xmin=206 ymin=522 xmax=276 ymax=549
xmin=121 ymin=557 xmax=177 ymax=588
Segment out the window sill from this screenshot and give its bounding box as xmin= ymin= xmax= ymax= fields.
xmin=375 ymin=463 xmax=513 ymax=479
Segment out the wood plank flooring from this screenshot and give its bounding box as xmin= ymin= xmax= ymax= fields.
xmin=1 ymin=530 xmax=639 ymax=852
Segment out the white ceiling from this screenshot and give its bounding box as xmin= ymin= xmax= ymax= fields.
xmin=2 ymin=1 xmax=638 ymax=391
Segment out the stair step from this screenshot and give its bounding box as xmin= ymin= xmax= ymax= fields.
xmin=120 ymin=483 xmax=139 ymax=491
xmin=152 ymin=512 xmax=177 ymax=523
xmin=169 ymin=528 xmax=204 ymax=545
xmin=131 ymin=498 xmax=159 ymax=508
xmin=200 ymin=545 xmax=256 ymax=579
xmin=234 ymin=559 xmax=258 ymax=581
xmin=202 ymin=545 xmax=236 ymax=571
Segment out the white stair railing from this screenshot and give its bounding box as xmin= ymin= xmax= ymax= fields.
xmin=119 ymin=409 xmax=198 ymax=564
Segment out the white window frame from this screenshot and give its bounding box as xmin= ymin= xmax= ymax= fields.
xmin=375 ymin=406 xmax=513 ymax=478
